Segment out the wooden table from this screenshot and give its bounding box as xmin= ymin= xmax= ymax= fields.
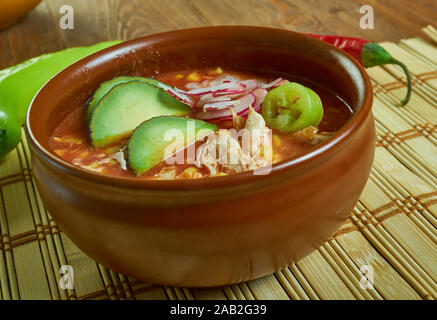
xmin=1 ymin=0 xmax=436 ymax=69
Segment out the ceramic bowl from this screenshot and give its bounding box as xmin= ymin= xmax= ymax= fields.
xmin=26 ymin=26 xmax=374 ymax=287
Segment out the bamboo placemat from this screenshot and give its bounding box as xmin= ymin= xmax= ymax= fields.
xmin=0 ymin=35 xmax=436 ymax=300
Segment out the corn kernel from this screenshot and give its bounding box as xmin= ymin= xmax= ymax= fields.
xmin=109 ymin=159 xmax=119 ymax=166
xmin=79 ymin=151 xmax=89 ymax=158
xmin=272 ymin=134 xmax=282 ymax=148
xmin=186 ymin=72 xmax=201 ymax=82
xmin=213 ymin=172 xmax=228 ymax=177
xmin=260 ymin=145 xmax=274 ymax=160
xmin=63 ymin=136 xmax=83 ymax=145
xmin=89 ymin=162 xmax=101 ymax=169
xmin=174 ymin=73 xmax=184 ymax=80
xmin=95 ymin=153 xmax=107 ymax=159
xmin=53 ymin=137 xmax=62 ymax=142
xmin=54 ymin=149 xmax=66 ymax=157
xmin=179 ymin=167 xmax=202 ymax=179
xmin=104 ymin=147 xmax=120 ymax=155
xmin=207 ymin=67 xmax=223 ymax=75
xmin=156 ymin=167 xmax=178 ymax=180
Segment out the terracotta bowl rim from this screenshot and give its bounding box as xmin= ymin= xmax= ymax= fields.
xmin=26 ymin=26 xmax=373 ymax=191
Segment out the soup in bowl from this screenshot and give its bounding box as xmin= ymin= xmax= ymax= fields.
xmin=26 ymin=26 xmax=374 ymax=287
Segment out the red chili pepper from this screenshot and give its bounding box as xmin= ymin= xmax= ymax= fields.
xmin=306 ymin=34 xmax=412 ymax=106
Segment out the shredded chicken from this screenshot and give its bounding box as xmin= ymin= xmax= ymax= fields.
xmin=311 ymin=132 xmax=335 ymax=145
xmin=195 ymin=107 xmax=273 ymax=175
xmin=229 ymin=107 xmax=245 ymax=130
xmin=245 ymin=106 xmax=272 ymax=157
xmin=196 ymin=130 xmax=250 ymax=174
xmin=110 ymin=148 xmax=128 ymax=170
xmin=294 ymin=126 xmax=335 ymax=146
xmin=294 ymin=126 xmax=318 ymax=141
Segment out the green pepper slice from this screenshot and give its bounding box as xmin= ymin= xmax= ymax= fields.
xmin=262 ymin=82 xmax=324 ymax=133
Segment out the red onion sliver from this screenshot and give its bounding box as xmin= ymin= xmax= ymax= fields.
xmin=276 ymin=79 xmax=290 ymax=87
xmin=185 ymin=82 xmax=201 ymax=90
xmin=251 ymin=88 xmax=268 ymax=112
xmin=181 ymin=75 xmax=281 ymax=119
xmin=209 ymin=75 xmax=239 ymax=86
xmin=200 ymin=79 xmax=210 ymax=87
xmin=203 ymin=101 xmax=239 ymax=111
xmin=195 ymin=94 xmax=256 ymax=120
xmin=262 ymin=78 xmax=284 ymax=89
xmin=212 ymin=90 xmax=247 ymax=98
xmin=197 ymin=95 xmax=232 ymax=107
xmin=212 ymin=83 xmax=247 ymax=96
xmin=183 ymin=82 xmax=236 ymax=96
xmin=239 ymin=79 xmax=258 ymax=91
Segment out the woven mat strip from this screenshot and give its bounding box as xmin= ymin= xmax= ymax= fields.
xmin=323 ymin=240 xmax=382 ymax=299
xmin=0 ymin=37 xmax=436 ymax=300
xmin=373 ymin=150 xmax=437 ymax=219
xmin=354 ymin=201 xmax=436 ymax=297
xmin=371 ymin=96 xmax=437 ymax=179
xmin=318 ymin=242 xmax=375 ymax=299
xmin=369 ymin=72 xmax=437 ymax=142
xmin=376 ymin=122 xmax=437 ymax=185
xmin=278 ymin=265 xmax=318 ymax=299
xmin=368 ymin=172 xmax=437 ymax=242
xmin=335 ymin=217 xmax=422 ymax=299
xmin=400 ymin=38 xmax=437 ymax=68
xmin=228 ymin=284 xmax=247 ymax=300
xmin=274 ymin=270 xmax=302 ymax=300
xmin=423 ymin=25 xmax=437 ymax=44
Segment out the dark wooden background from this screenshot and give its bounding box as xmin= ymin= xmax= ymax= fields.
xmin=0 ymin=0 xmax=436 ymax=69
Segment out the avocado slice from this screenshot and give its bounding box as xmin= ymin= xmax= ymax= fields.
xmin=127 ymin=116 xmax=217 ymax=176
xmin=86 ymin=76 xmax=193 ymax=123
xmin=89 ymin=81 xmax=192 ymax=148
xmin=86 ymin=76 xmax=143 ymax=123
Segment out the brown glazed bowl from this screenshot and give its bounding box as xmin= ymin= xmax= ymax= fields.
xmin=26 ymin=26 xmax=374 ymax=287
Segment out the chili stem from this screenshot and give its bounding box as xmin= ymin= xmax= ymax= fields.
xmin=390 ymin=58 xmax=412 ymax=106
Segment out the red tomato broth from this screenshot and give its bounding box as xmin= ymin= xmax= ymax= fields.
xmin=49 ymin=69 xmax=353 ymax=179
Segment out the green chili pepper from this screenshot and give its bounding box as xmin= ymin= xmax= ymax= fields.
xmin=0 ymin=40 xmax=121 ymax=158
xmin=307 ymin=34 xmax=412 ymax=106
xmin=361 ymin=42 xmax=411 ymax=106
xmin=262 ymin=82 xmax=324 ymax=133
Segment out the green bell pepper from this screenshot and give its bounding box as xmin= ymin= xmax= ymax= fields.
xmin=262 ymin=82 xmax=324 ymax=133
xmin=0 ymin=40 xmax=121 ymax=158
